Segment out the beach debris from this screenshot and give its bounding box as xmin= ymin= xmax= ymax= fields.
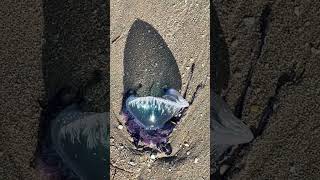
xmin=128 ymin=160 xmax=137 ymax=166
xmin=194 ymin=158 xmax=199 ymax=164
xmin=117 ymin=124 xmax=124 ymax=130
xmin=150 ymin=154 xmax=157 ymax=160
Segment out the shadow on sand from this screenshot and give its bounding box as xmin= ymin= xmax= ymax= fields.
xmin=211 ymin=6 xmax=231 ymax=180
xmin=123 ymin=19 xmax=182 ymax=98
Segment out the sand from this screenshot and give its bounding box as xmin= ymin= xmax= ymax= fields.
xmin=1 ymin=1 xmax=109 ymax=180
xmin=110 ymin=1 xmax=210 ymax=179
xmin=213 ymin=0 xmax=320 ymax=179
xmin=1 ymin=0 xmax=319 ymax=179
xmin=0 ymin=1 xmax=43 ymax=179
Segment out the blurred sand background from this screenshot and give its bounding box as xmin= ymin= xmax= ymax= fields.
xmin=213 ymin=0 xmax=320 ymax=179
xmin=0 ymin=1 xmax=43 ymax=179
xmin=0 ymin=0 xmax=319 ymax=180
xmin=1 ymin=1 xmax=108 ymax=179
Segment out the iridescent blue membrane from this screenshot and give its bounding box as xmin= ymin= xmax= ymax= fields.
xmin=126 ymin=88 xmax=189 ymax=130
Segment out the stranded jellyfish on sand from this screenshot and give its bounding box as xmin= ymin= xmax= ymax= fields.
xmin=122 ymin=88 xmax=189 ymax=154
xmin=50 ymin=104 xmax=108 ymax=179
xmin=121 ymin=19 xmax=185 ymax=154
xmin=36 ymin=88 xmax=108 ymax=180
xmin=212 ymin=92 xmax=254 ymax=146
xmin=212 ymin=92 xmax=254 ymax=175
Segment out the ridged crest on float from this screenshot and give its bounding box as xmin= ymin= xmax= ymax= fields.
xmin=125 ymin=89 xmax=189 ymax=130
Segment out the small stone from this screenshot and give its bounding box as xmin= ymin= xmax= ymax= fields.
xmin=119 ymin=144 xmax=124 ymax=149
xmin=243 ymin=17 xmax=255 ymax=27
xmin=183 ymin=142 xmax=190 ymax=147
xmin=110 ymin=137 xmax=114 ymax=143
xmin=150 ymin=154 xmax=156 ymax=160
xmin=128 ymin=160 xmax=137 ymax=166
xmin=231 ymin=39 xmax=239 ymax=48
xmin=194 ymin=158 xmax=199 ymax=164
xmin=311 ymin=47 xmax=320 ymax=55
xmin=117 ymin=125 xmax=123 ymax=130
xmin=186 ymin=151 xmax=190 ymax=155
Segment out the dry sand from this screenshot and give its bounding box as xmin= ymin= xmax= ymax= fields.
xmin=110 ymin=1 xmax=210 ymax=179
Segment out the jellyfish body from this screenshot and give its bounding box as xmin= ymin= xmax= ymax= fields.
xmin=212 ymin=92 xmax=253 ymax=145
xmin=52 ymin=104 xmax=108 ymax=179
xmin=38 ymin=104 xmax=109 ymax=180
xmin=212 ymin=92 xmax=254 ymax=164
xmin=126 ymin=88 xmax=189 ymax=130
xmin=123 ymin=88 xmax=188 ymax=153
